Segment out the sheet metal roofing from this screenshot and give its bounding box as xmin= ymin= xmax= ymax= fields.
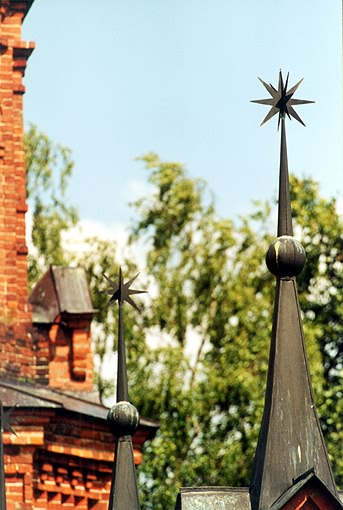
xmin=29 ymin=266 xmax=95 ymax=323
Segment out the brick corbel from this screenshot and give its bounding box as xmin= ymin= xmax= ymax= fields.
xmin=0 ymin=36 xmax=8 ymax=54
xmin=9 ymin=0 xmax=34 ymax=20
xmin=13 ymin=41 xmax=35 ymax=76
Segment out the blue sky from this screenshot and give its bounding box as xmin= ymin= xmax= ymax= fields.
xmin=22 ymin=1 xmax=342 ymax=231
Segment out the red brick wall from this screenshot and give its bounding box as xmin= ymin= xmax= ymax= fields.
xmin=0 ymin=2 xmax=35 ymax=383
xmin=0 ymin=2 xmax=34 ymax=324
xmin=3 ymin=410 xmax=134 ymax=510
xmin=47 ymin=317 xmax=94 ymax=392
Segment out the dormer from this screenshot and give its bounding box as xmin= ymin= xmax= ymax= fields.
xmin=29 ymin=266 xmax=96 ymax=392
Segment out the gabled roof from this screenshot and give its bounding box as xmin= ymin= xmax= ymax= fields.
xmin=269 ymin=471 xmax=343 ymax=510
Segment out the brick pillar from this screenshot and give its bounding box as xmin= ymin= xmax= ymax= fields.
xmin=0 ymin=2 xmax=34 ymax=323
xmin=0 ymin=1 xmax=35 ymax=379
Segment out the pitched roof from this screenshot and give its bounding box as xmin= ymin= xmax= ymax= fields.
xmin=0 ymin=378 xmax=159 ymax=433
xmin=29 ymin=266 xmax=95 ymax=323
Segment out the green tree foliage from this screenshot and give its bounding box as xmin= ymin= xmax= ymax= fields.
xmin=128 ymin=154 xmax=343 ymax=509
xmin=25 ymin=133 xmax=343 ymax=509
xmin=25 ymin=124 xmax=78 ymax=285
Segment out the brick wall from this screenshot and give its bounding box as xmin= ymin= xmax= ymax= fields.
xmin=0 ymin=1 xmax=34 ymax=324
xmin=3 ymin=410 xmax=123 ymax=510
xmin=0 ymin=5 xmax=158 ymax=509
xmin=0 ymin=2 xmax=35 ymax=383
xmin=46 ymin=316 xmax=94 ymax=392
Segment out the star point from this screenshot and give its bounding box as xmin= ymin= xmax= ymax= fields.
xmin=0 ymin=403 xmax=17 ymax=436
xmin=251 ymin=70 xmax=314 ymax=128
xmin=101 ymin=267 xmax=147 ymax=312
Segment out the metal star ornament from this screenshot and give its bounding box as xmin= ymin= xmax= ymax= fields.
xmin=102 ymin=267 xmax=147 ymax=312
xmin=0 ymin=403 xmax=17 ymax=436
xmin=251 ymin=70 xmax=314 ymax=128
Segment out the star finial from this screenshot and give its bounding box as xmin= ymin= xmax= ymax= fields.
xmin=251 ymin=70 xmax=314 ymax=128
xmin=0 ymin=403 xmax=16 ymax=436
xmin=102 ymin=267 xmax=147 ymax=312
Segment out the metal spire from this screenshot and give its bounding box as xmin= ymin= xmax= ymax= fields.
xmin=250 ymin=72 xmax=339 ymax=510
xmin=102 ymin=267 xmax=147 ymax=510
xmin=0 ymin=403 xmax=16 ymax=510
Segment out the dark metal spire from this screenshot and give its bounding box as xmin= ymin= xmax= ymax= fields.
xmin=250 ymin=73 xmax=339 ymax=510
xmin=0 ymin=403 xmax=16 ymax=510
xmin=102 ymin=267 xmax=146 ymax=510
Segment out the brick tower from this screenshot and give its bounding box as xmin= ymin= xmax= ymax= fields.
xmin=0 ymin=0 xmax=34 ymax=381
xmin=0 ymin=3 xmax=158 ymax=509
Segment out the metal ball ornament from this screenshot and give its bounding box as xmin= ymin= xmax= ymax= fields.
xmin=266 ymin=235 xmax=306 ymax=278
xmin=107 ymin=401 xmax=140 ymax=437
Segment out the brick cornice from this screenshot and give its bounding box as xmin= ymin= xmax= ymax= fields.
xmin=0 ymin=1 xmax=10 ymax=22
xmin=0 ymin=0 xmax=34 ymax=21
xmin=9 ymin=0 xmax=34 ymax=19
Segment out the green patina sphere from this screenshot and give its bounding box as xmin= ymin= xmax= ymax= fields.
xmin=107 ymin=401 xmax=140 ymax=437
xmin=266 ymin=235 xmax=306 ymax=278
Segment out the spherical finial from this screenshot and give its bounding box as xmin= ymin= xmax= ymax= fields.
xmin=266 ymin=235 xmax=306 ymax=278
xmin=107 ymin=401 xmax=140 ymax=437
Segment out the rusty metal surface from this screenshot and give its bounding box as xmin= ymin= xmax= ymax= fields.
xmin=175 ymin=487 xmax=250 ymax=510
xmin=29 ymin=266 xmax=95 ymax=323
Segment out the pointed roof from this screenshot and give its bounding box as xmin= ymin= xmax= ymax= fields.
xmin=104 ymin=268 xmax=146 ymax=510
xmin=269 ymin=471 xmax=343 ymax=510
xmin=250 ymin=73 xmax=340 ymax=510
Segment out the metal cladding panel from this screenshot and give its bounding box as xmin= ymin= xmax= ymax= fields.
xmin=52 ymin=266 xmax=94 ymax=315
xmin=108 ymin=438 xmax=141 ymax=510
xmin=0 ymin=385 xmax=59 ymax=408
xmin=30 ymin=266 xmax=95 ymax=323
xmin=0 ymin=379 xmax=159 ymax=432
xmin=250 ymin=279 xmax=338 ymax=510
xmin=268 ymin=472 xmax=343 ymax=510
xmin=176 ymin=488 xmax=251 ymax=510
xmin=29 ymin=266 xmax=60 ymax=323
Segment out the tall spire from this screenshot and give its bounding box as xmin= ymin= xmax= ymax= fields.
xmin=250 ymin=72 xmax=339 ymax=510
xmin=102 ymin=268 xmax=147 ymax=510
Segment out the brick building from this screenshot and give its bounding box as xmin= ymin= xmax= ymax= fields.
xmin=0 ymin=2 xmax=158 ymax=509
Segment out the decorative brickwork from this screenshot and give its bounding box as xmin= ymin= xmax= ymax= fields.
xmin=2 ymin=409 xmax=116 ymax=510
xmin=0 ymin=3 xmax=159 ymax=509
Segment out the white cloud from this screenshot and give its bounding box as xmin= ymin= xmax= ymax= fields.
xmin=127 ymin=178 xmax=153 ymax=202
xmin=336 ymin=199 xmax=343 ymax=215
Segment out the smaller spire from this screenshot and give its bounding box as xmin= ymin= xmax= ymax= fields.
xmin=102 ymin=267 xmax=147 ymax=510
xmin=0 ymin=403 xmax=16 ymax=510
